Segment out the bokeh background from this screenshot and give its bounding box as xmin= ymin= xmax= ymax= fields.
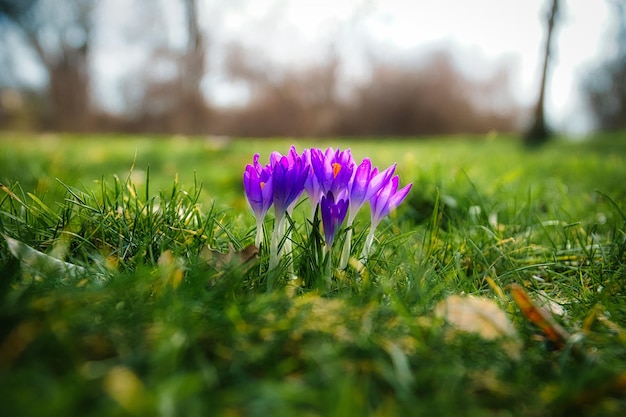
xmin=0 ymin=0 xmax=624 ymax=138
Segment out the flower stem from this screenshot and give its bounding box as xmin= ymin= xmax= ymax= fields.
xmin=284 ymin=226 xmax=296 ymax=280
xmin=269 ymin=214 xmax=284 ymax=273
xmin=255 ymin=219 xmax=264 ymax=248
xmin=276 ymin=214 xmax=287 ymax=257
xmin=339 ymin=224 xmax=353 ymax=269
xmin=323 ymin=244 xmax=332 ymax=290
xmin=360 ymin=227 xmax=376 ymax=261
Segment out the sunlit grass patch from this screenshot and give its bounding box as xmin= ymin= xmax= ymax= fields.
xmin=0 ymin=132 xmax=625 ymax=416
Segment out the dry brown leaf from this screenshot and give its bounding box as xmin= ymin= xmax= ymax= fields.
xmin=200 ymin=243 xmax=259 ymax=268
xmin=435 ymin=295 xmax=521 ymax=359
xmin=510 ymin=283 xmax=571 ymax=350
xmin=199 ymin=243 xmax=259 ymax=284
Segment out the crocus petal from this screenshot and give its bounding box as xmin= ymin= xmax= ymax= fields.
xmin=311 ymin=147 xmax=355 ymax=199
xmin=331 ymin=148 xmax=355 ymax=193
xmin=270 ymin=150 xmax=286 ymax=167
xmin=244 ymin=166 xmax=263 ymax=215
xmin=272 ymin=153 xmax=309 ymax=216
xmin=302 ymin=148 xmax=322 ymax=207
xmin=261 ymin=175 xmax=274 ymax=212
xmin=370 ymin=175 xmax=412 ymax=227
xmin=287 ymin=145 xmax=299 ymax=165
xmin=370 ymin=176 xmax=393 ymax=226
xmin=366 ymin=164 xmax=396 ymax=201
xmin=321 ymin=193 xmax=333 ymax=243
xmin=387 ymin=182 xmax=412 ymax=212
xmin=350 ymin=158 xmax=373 ymax=207
xmin=252 ymin=154 xmax=260 ymax=172
xmin=272 ymin=157 xmax=290 ymax=214
xmin=321 ymin=191 xmax=348 ymax=248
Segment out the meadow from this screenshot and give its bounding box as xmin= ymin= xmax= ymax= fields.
xmin=0 ymin=131 xmax=625 ymax=416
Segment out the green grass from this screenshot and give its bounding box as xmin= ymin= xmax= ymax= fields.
xmin=0 ymin=131 xmax=625 ymax=416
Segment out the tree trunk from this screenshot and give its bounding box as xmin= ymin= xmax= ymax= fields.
xmin=178 ymin=0 xmax=210 ymax=134
xmin=45 ymin=45 xmax=91 ymax=132
xmin=524 ymin=0 xmax=559 ymax=146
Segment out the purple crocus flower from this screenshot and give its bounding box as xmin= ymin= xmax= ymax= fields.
xmin=243 ymin=154 xmax=273 ymax=246
xmin=320 ymin=191 xmax=349 ymax=249
xmin=268 ymin=148 xmax=310 ymax=273
xmin=339 ymin=159 xmax=396 ymax=268
xmin=348 ymin=159 xmax=396 ymax=225
xmin=369 ymin=175 xmax=412 ymax=229
xmin=310 ymin=147 xmax=355 ymax=203
xmin=361 ymin=175 xmax=412 ymax=259
xmin=270 ymin=145 xmax=300 ymax=169
xmin=271 ymin=153 xmax=309 ymax=217
xmin=302 ymin=148 xmax=322 ymax=215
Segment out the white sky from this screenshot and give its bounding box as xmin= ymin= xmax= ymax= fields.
xmin=89 ymin=0 xmax=615 ymax=135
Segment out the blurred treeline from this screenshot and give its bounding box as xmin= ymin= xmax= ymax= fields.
xmin=0 ymin=0 xmax=624 ymax=137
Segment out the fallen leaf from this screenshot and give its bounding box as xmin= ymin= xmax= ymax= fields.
xmin=199 ymin=243 xmax=259 ymax=284
xmin=435 ymin=294 xmax=521 ymax=359
xmin=103 ymin=366 xmax=146 ymax=413
xmin=534 ymin=290 xmax=566 ymax=316
xmin=3 ymin=234 xmax=88 ymax=279
xmin=200 ymin=243 xmax=258 ymax=268
xmin=510 ymin=283 xmax=570 ymax=350
xmin=157 ymin=250 xmax=185 ymax=289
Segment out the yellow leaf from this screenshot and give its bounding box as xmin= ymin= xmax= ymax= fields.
xmin=103 ymin=366 xmax=145 ymax=412
xmin=158 ymin=250 xmax=184 ymax=289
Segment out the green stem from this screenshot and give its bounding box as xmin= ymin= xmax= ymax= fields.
xmin=323 ymin=244 xmax=332 ymax=290
xmin=268 ymin=214 xmax=285 ymax=291
xmin=360 ymin=227 xmax=376 ymax=261
xmin=339 ymin=225 xmax=353 ymax=270
xmin=255 ymin=218 xmax=264 ymax=248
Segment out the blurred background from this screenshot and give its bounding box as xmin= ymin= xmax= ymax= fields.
xmin=0 ymin=0 xmax=624 ymax=138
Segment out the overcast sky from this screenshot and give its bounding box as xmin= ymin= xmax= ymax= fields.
xmin=89 ymin=0 xmax=614 ymax=135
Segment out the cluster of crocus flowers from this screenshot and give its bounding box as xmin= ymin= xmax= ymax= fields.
xmin=243 ymin=145 xmax=412 ymax=278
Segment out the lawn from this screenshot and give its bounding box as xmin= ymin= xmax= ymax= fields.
xmin=0 ymin=131 xmax=625 ymax=416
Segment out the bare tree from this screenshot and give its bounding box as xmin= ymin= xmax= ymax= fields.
xmin=336 ymin=52 xmax=520 ymax=136
xmin=123 ymin=0 xmax=211 ymax=134
xmin=223 ymin=43 xmax=340 ymax=136
xmin=524 ymin=0 xmax=559 ymax=146
xmin=178 ymin=0 xmax=210 ymax=133
xmin=0 ymin=0 xmax=93 ymax=131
